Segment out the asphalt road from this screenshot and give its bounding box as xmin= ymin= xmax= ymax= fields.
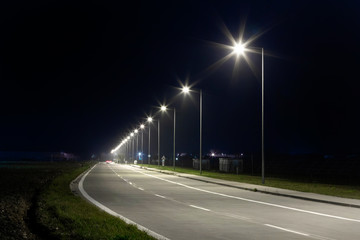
xmin=80 ymin=163 xmax=360 ymax=240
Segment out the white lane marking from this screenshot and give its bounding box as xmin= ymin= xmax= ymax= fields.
xmin=155 ymin=194 xmax=166 ymax=199
xmin=190 ymin=205 xmax=211 ymax=212
xmin=126 ymin=165 xmax=360 ymax=223
xmin=110 ymin=166 xmax=148 ymax=192
xmin=78 ymin=164 xmax=170 ymax=240
xmin=265 ymin=224 xmax=309 ymax=237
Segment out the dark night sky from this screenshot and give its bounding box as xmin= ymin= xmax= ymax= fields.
xmin=1 ymin=0 xmax=360 ymax=158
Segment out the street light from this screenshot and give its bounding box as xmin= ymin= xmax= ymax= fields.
xmin=135 ymin=129 xmax=139 ymax=162
xmin=130 ymin=132 xmax=135 ymax=161
xmin=232 ymin=41 xmax=265 ymax=184
xmin=140 ymin=124 xmax=145 ymax=163
xmin=181 ymin=85 xmax=203 ymax=174
xmin=126 ymin=136 xmax=130 ymax=162
xmin=147 ymin=117 xmax=152 ymax=164
xmin=147 ymin=116 xmax=161 ymax=166
xmin=160 ymin=105 xmax=176 ymax=170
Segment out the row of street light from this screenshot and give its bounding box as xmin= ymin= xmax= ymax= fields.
xmin=110 ymin=86 xmax=194 ymax=172
xmin=111 ymin=39 xmax=266 ymax=183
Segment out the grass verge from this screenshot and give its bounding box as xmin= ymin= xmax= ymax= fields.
xmin=37 ymin=162 xmax=155 ymax=240
xmin=138 ymin=164 xmax=360 ymax=200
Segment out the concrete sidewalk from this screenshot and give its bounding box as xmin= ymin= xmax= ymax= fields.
xmin=130 ymin=164 xmax=360 ymax=209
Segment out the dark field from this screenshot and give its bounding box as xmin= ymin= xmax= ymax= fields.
xmin=0 ymin=161 xmax=155 ymax=240
xmin=0 ymin=161 xmax=84 ymax=240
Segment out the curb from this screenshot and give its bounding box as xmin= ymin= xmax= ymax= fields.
xmin=133 ymin=165 xmax=360 ymax=209
xmin=73 ymin=163 xmax=170 ymax=240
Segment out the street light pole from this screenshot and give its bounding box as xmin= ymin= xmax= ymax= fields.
xmin=232 ymin=43 xmax=265 ymax=184
xmin=160 ymin=105 xmax=176 ymax=171
xmin=125 ymin=141 xmax=127 ymax=162
xmin=181 ymin=86 xmax=203 ymax=174
xmin=261 ymin=47 xmax=265 ymax=184
xmin=148 ymin=124 xmax=151 ymax=164
xmin=132 ymin=134 xmax=134 ymax=161
xmin=126 ymin=140 xmax=128 ymax=162
xmin=173 ymin=107 xmax=176 ymax=171
xmin=147 ymin=117 xmax=152 ymax=165
xmin=140 ymin=124 xmax=144 ymax=164
xmin=135 ymin=129 xmax=139 ymax=162
xmin=200 ymin=89 xmax=203 ymax=175
xmin=130 ymin=132 xmax=135 ymax=163
xmin=158 ymin=120 xmax=160 ymax=166
xmin=133 ymin=135 xmax=135 ymax=161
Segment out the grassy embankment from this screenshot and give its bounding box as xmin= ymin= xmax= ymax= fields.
xmin=37 ymin=161 xmax=155 ymax=240
xmin=139 ymin=164 xmax=360 ymax=200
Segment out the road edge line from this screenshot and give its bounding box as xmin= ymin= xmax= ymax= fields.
xmin=132 ymin=165 xmax=360 ymax=209
xmin=76 ymin=163 xmax=170 ymax=240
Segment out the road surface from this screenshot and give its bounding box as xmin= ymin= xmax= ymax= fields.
xmin=79 ymin=163 xmax=360 ymax=240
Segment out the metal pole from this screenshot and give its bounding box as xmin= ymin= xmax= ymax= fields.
xmin=173 ymin=108 xmax=176 ymax=171
xmin=126 ymin=141 xmax=128 ymax=162
xmin=158 ymin=120 xmax=160 ymax=166
xmin=148 ymin=124 xmax=151 ymax=165
xmin=261 ymin=47 xmax=265 ymax=184
xmin=141 ymin=130 xmax=144 ymax=163
xmin=200 ymin=89 xmax=203 ymax=175
xmin=136 ymin=134 xmax=138 ymax=161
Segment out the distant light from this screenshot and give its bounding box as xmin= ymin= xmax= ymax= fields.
xmin=138 ymin=152 xmax=141 ymax=156
xmin=233 ymin=42 xmax=245 ymax=56
xmin=140 ymin=124 xmax=145 ymax=129
xmin=130 ymin=133 xmax=134 ymax=137
xmin=176 ymin=158 xmax=178 ymax=160
xmin=182 ymin=86 xmax=190 ymax=94
xmin=211 ymin=153 xmax=215 ymax=157
xmin=147 ymin=117 xmax=153 ymax=122
xmin=161 ymin=105 xmax=167 ymax=111
xmin=127 ymin=136 xmax=130 ymax=140
xmin=135 ymin=129 xmax=138 ymax=133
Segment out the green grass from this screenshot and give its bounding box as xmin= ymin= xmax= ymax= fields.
xmin=139 ymin=164 xmax=360 ymax=200
xmin=37 ymin=162 xmax=155 ymax=240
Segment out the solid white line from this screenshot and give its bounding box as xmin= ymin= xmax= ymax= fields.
xmin=189 ymin=205 xmax=211 ymax=212
xmin=78 ymin=164 xmax=170 ymax=240
xmin=127 ymin=166 xmax=360 ymax=223
xmin=265 ymin=224 xmax=309 ymax=236
xmin=138 ymin=187 xmax=144 ymax=191
xmin=155 ymin=194 xmax=166 ymax=199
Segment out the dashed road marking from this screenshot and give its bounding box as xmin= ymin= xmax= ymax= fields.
xmin=265 ymin=224 xmax=309 ymax=237
xmin=155 ymin=194 xmax=166 ymax=199
xmin=190 ymin=205 xmax=211 ymax=212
